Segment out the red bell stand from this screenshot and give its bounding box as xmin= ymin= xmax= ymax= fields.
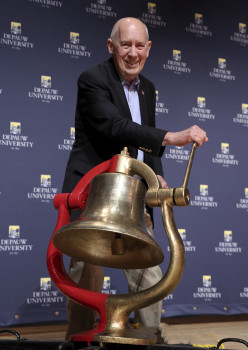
xmin=47 ymin=155 xmax=119 ymax=345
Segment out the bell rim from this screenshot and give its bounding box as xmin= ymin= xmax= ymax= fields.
xmin=55 ymin=219 xmax=160 ymax=247
xmin=53 ymin=220 xmax=164 ymax=269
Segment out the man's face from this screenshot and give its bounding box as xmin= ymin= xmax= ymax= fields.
xmin=107 ymin=20 xmax=151 ymax=83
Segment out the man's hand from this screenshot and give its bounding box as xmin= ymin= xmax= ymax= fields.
xmin=157 ymin=175 xmax=168 ymax=189
xmin=163 ymin=125 xmax=208 ymax=147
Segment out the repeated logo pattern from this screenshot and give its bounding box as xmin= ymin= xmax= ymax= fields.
xmin=1 ymin=0 xmax=247 ymax=325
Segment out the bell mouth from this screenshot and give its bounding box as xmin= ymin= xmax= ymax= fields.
xmin=53 ymin=172 xmax=164 ymax=269
xmin=53 ymin=220 xmax=164 ymax=269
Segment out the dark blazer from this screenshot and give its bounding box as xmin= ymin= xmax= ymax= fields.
xmin=62 ymin=58 xmax=166 ymax=193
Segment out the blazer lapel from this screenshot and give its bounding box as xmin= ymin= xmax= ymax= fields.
xmin=106 ymin=59 xmax=132 ymax=120
xmin=105 ymin=59 xmax=137 ymax=158
xmin=138 ymin=79 xmax=149 ymax=127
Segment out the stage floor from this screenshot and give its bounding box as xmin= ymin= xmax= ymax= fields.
xmin=0 ymin=316 xmax=247 ymax=350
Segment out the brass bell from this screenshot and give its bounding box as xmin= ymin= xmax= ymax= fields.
xmin=53 ymin=172 xmax=164 ymax=269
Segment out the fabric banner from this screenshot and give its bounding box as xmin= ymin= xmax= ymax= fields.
xmin=0 ymin=0 xmax=247 ymax=326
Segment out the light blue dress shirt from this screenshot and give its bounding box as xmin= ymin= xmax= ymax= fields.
xmin=121 ymin=76 xmax=144 ymax=162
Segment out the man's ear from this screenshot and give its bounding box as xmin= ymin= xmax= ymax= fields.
xmin=107 ymin=38 xmax=114 ymax=54
xmin=147 ymin=40 xmax=152 ymax=57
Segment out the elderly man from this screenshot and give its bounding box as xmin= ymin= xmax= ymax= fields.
xmin=62 ymin=17 xmax=208 ymax=341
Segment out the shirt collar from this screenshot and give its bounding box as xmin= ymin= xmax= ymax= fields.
xmin=120 ymin=75 xmax=140 ymax=91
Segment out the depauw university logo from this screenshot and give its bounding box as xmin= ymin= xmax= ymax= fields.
xmin=41 ymin=75 xmax=51 ymax=88
xmin=139 ymin=1 xmax=166 ymax=28
xmin=148 ymin=2 xmax=156 ymax=15
xmin=9 ymin=225 xmax=20 ymax=238
xmin=41 ymin=174 xmax=51 ymax=187
xmin=233 ymin=103 xmax=248 ymax=126
xmin=218 ymin=58 xmax=226 ymax=69
xmin=11 ymin=22 xmax=21 ymax=35
xmin=203 ymin=275 xmax=211 ymax=287
xmin=0 ymin=121 xmax=33 ymax=150
xmin=40 ymin=278 xmax=51 ymax=291
xmin=195 ymin=13 xmax=203 ymax=25
xmin=177 ymin=228 xmax=196 ymax=252
xmin=164 ymin=49 xmax=191 ymax=74
xmin=28 ymin=75 xmax=63 ymax=102
xmin=178 ymin=229 xmax=186 ymax=241
xmin=102 ymin=276 xmax=117 ymax=294
xmin=245 ymin=188 xmax=248 ymax=199
xmin=212 ymin=142 xmax=238 ymax=167
xmin=58 ymin=127 xmax=75 ymax=150
xmin=215 ymin=230 xmax=241 ymax=255
xmin=0 ymin=21 xmax=34 ymax=50
xmin=173 ymin=49 xmax=181 ymax=61
xmin=242 ymin=103 xmax=248 ymax=114
xmin=221 ymin=142 xmax=229 ymax=154
xmin=209 ymin=57 xmax=235 ymax=81
xmin=70 ymin=32 xmax=80 ymax=44
xmin=239 ymin=23 xmax=246 ymax=34
xmin=188 ymin=97 xmax=215 ymax=121
xmin=197 ymin=97 xmax=206 ymax=108
xmin=103 ymin=276 xmax=110 ymax=290
xmin=200 ymin=184 xmax=208 ymax=196
xmin=155 ymin=90 xmax=169 ymax=115
xmin=224 ymin=230 xmax=232 ymax=242
xmin=230 ymin=22 xmax=248 ymax=46
xmin=155 ymin=90 xmax=159 ymax=101
xmin=185 ymin=12 xmax=212 ymax=37
xmin=70 ymin=127 xmax=75 ymax=139
xmin=10 ymin=122 xmax=21 ymax=134
xmin=85 ymin=0 xmax=117 ymax=19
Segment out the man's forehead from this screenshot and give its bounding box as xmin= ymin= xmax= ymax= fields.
xmin=118 ymin=28 xmax=147 ymax=42
xmin=119 ymin=38 xmax=146 ymax=43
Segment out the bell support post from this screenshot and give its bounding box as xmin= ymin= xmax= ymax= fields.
xmin=94 ymin=142 xmax=198 ymax=345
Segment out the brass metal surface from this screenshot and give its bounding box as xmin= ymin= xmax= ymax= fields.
xmin=53 ymin=172 xmax=164 ymax=269
xmin=97 ymin=326 xmax=157 ymax=346
xmin=94 ymin=143 xmax=197 ymax=345
xmin=53 ymin=143 xmax=198 ymax=345
xmin=94 ymin=199 xmax=185 ymax=345
xmin=183 ymin=142 xmax=197 ymax=188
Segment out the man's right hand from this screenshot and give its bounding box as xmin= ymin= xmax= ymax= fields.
xmin=163 ymin=125 xmax=208 ymax=147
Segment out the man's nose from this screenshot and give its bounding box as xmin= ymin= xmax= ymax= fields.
xmin=128 ymin=45 xmax=138 ymax=56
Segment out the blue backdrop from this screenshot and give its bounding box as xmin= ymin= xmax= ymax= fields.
xmin=0 ymin=0 xmax=248 ymax=326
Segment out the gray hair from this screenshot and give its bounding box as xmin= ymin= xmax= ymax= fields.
xmin=110 ymin=17 xmax=149 ymax=42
